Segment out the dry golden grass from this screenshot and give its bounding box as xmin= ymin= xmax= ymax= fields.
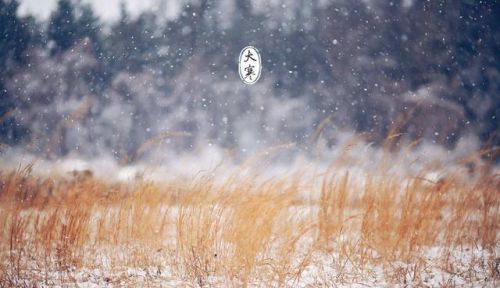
xmin=0 ymin=152 xmax=499 ymax=287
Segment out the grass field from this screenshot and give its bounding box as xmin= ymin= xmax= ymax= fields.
xmin=0 ymin=148 xmax=499 ymax=287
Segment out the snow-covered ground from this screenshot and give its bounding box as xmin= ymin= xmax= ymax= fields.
xmin=5 ymin=245 xmax=498 ymax=287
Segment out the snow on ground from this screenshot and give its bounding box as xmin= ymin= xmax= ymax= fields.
xmin=7 ymin=245 xmax=498 ymax=287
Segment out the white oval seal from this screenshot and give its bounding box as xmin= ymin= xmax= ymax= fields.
xmin=239 ymin=46 xmax=262 ymax=85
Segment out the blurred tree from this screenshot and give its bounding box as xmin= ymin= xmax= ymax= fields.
xmin=76 ymin=3 xmax=102 ymax=53
xmin=74 ymin=2 xmax=107 ymax=93
xmin=107 ymin=3 xmax=160 ymax=74
xmin=48 ymin=0 xmax=78 ymax=52
xmin=0 ymin=0 xmax=30 ymax=67
xmin=1 ymin=0 xmax=498 ymax=159
xmin=0 ymin=0 xmax=30 ymax=144
xmin=397 ymin=1 xmax=499 ymax=148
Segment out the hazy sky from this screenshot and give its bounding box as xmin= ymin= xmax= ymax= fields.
xmin=18 ymin=0 xmax=181 ymax=21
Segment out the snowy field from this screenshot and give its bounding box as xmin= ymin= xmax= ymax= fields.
xmin=1 ymin=147 xmax=498 ymax=287
xmin=1 ymin=0 xmax=499 ymax=287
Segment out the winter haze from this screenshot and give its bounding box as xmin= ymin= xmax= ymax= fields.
xmin=1 ymin=0 xmax=499 ymax=172
xmin=1 ymin=1 xmax=499 ymax=287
